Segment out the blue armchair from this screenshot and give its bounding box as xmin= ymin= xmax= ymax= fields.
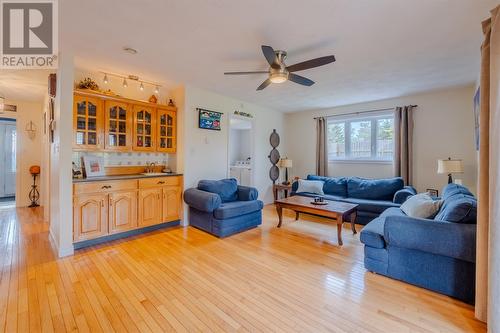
xmin=184 ymin=178 xmax=263 ymax=237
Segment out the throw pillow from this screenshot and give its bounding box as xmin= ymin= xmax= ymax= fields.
xmin=400 ymin=193 xmax=443 ymax=219
xmin=296 ymin=179 xmax=324 ymax=195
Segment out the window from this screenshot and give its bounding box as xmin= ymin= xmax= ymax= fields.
xmin=327 ymin=112 xmax=394 ymax=162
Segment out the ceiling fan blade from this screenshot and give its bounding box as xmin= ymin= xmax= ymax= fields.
xmin=224 ymin=71 xmax=268 ymax=75
xmin=288 ymin=73 xmax=315 ymax=86
xmin=286 ymin=55 xmax=336 ymax=72
xmin=256 ymin=78 xmax=272 ymax=91
xmin=261 ymin=45 xmax=280 ymax=69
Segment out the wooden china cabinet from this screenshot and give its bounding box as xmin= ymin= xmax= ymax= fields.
xmin=132 ymin=105 xmax=156 ymax=151
xmin=156 ymin=108 xmax=176 ymax=153
xmin=104 ymin=100 xmax=132 ymax=151
xmin=72 ymin=90 xmax=177 ymax=153
xmin=73 ymin=94 xmax=104 ymax=150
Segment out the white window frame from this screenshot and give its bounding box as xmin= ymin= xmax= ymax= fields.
xmin=327 ymin=111 xmax=395 ymax=164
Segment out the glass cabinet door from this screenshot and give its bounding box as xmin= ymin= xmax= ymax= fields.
xmin=104 ymin=101 xmax=131 ymax=151
xmin=157 ymin=109 xmax=176 ymax=153
xmin=73 ymin=95 xmax=103 ymax=150
xmin=133 ymin=105 xmax=155 ymax=151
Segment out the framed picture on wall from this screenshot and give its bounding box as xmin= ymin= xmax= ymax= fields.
xmin=198 ymin=108 xmax=222 ymax=131
xmin=82 ymin=155 xmax=105 ymax=178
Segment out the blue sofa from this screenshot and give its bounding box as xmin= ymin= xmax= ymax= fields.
xmin=360 ymin=183 xmax=477 ymax=304
xmin=291 ymin=175 xmax=416 ymax=225
xmin=184 ymin=178 xmax=263 ymax=237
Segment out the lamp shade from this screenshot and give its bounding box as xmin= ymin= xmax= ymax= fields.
xmin=278 ymin=158 xmax=292 ymax=168
xmin=437 ymin=159 xmax=463 ymax=174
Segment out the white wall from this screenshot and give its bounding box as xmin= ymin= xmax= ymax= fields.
xmin=285 ymin=85 xmax=477 ymax=193
xmin=49 ymin=48 xmax=75 ymax=257
xmin=176 ymin=85 xmax=286 ymax=210
xmin=1 ymin=100 xmax=45 ymax=207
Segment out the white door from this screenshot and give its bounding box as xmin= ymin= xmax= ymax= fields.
xmin=0 ymin=122 xmax=16 ymax=198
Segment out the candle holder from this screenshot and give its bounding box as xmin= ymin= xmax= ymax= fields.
xmin=28 ymin=165 xmax=40 ymax=208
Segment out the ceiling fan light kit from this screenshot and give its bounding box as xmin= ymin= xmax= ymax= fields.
xmin=224 ymin=45 xmax=336 ymax=91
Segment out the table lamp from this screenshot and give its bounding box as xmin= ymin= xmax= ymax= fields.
xmin=278 ymin=158 xmax=293 ymax=185
xmin=437 ymin=158 xmax=463 ymax=184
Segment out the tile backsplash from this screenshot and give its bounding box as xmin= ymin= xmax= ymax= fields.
xmin=73 ymin=151 xmax=170 ymax=168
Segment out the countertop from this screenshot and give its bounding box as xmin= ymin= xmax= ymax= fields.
xmin=73 ymin=173 xmax=183 ymax=183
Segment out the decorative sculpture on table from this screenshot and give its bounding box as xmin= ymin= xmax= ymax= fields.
xmin=268 ymin=129 xmax=280 ymax=184
xmin=28 ymin=165 xmax=40 ymax=208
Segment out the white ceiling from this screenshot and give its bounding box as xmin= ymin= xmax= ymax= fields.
xmin=0 ymin=70 xmax=52 ymax=102
xmin=7 ymin=0 xmax=498 ymax=111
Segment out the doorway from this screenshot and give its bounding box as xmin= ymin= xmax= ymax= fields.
xmin=0 ymin=119 xmax=16 ymax=206
xmin=228 ymin=116 xmax=254 ymax=186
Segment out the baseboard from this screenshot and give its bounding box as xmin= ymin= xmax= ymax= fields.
xmin=73 ymin=220 xmax=181 ymax=250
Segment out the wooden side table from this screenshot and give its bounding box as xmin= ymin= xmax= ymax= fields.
xmin=273 ymin=183 xmax=293 ymax=202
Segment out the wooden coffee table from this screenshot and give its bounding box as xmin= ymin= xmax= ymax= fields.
xmin=275 ymin=196 xmax=358 ymax=246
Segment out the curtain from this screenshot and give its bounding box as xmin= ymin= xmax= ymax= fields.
xmin=393 ymin=105 xmax=415 ymax=185
xmin=476 ymin=5 xmax=500 ymax=328
xmin=316 ymin=117 xmax=328 ymax=176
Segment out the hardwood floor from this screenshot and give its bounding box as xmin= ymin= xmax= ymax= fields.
xmin=0 ymin=204 xmax=486 ymax=332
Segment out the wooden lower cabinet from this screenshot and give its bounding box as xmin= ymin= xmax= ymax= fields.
xmin=109 ymin=190 xmax=138 ymax=234
xmin=162 ymin=186 xmax=181 ymax=222
xmin=138 ymin=188 xmax=162 ymax=227
xmin=73 ymin=193 xmax=109 ymax=242
xmin=73 ymin=176 xmax=182 ymax=243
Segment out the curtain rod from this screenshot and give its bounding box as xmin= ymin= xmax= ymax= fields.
xmin=313 ymin=105 xmax=418 ymax=119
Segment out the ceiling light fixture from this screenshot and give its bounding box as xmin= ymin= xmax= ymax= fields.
xmin=100 ymin=71 xmax=162 ymax=93
xmin=269 ymin=72 xmax=288 ymax=84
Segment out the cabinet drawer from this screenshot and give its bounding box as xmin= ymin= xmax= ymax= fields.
xmin=139 ymin=176 xmax=180 ymax=188
xmin=74 ymin=180 xmax=138 ymax=195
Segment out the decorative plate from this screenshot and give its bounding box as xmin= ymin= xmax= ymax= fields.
xmin=269 ymin=148 xmax=280 ymax=164
xmin=269 ymin=165 xmax=279 ymax=182
xmin=270 ymin=129 xmax=280 ymax=148
xmin=310 ymin=201 xmax=329 ymax=205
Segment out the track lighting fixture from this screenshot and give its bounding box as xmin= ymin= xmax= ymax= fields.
xmin=100 ymin=71 xmax=162 ymax=93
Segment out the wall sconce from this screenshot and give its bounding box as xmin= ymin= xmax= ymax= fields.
xmin=25 ymin=121 xmax=37 ymax=140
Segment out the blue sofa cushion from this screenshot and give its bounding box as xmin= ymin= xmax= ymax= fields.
xmin=434 ymin=194 xmax=477 ymax=224
xmin=347 ymin=177 xmax=404 ymax=201
xmin=306 ymin=175 xmax=347 ymax=197
xmin=442 ymin=183 xmax=474 ymax=200
xmin=213 ymin=200 xmax=264 ymax=220
xmin=198 ymin=178 xmax=238 ymax=203
xmin=339 ymin=197 xmax=399 ymax=214
xmin=360 ymin=217 xmax=386 ymax=249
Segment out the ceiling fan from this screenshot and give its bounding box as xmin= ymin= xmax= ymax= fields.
xmin=224 ymin=45 xmax=335 ymax=91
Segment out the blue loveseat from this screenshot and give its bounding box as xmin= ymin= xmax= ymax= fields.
xmin=184 ymin=178 xmax=263 ymax=237
xmin=360 ymin=183 xmax=477 ymax=303
xmin=291 ymin=175 xmax=416 ymax=225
